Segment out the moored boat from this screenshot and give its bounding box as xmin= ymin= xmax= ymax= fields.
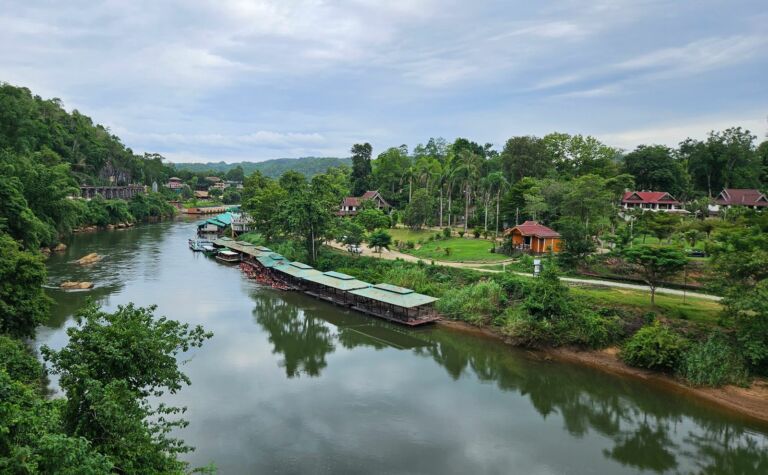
xmin=189 ymin=238 xmax=213 ymax=251
xmin=215 ymin=250 xmax=241 ymax=264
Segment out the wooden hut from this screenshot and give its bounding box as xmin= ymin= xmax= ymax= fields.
xmin=505 ymin=220 xmax=562 ymax=254
xmin=348 ymin=283 xmax=439 ymax=326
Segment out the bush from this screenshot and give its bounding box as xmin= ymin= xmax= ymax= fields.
xmin=444 ymin=247 xmax=452 ymax=257
xmin=405 ymin=240 xmax=415 ymax=249
xmin=620 ymin=322 xmax=688 ymax=371
xmin=443 ymin=227 xmax=452 ymax=238
xmin=679 ymin=335 xmax=749 ymax=387
xmin=569 ymin=311 xmax=623 ymax=349
xmin=492 ymin=273 xmax=530 ymax=300
xmin=436 ymin=280 xmax=506 ymax=325
xmin=458 ymin=230 xmax=465 ymax=238
xmin=434 ymin=233 xmax=441 ymax=241
xmin=473 ymin=228 xmax=481 ymax=238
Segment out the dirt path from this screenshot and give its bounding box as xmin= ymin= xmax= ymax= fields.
xmin=326 ymin=241 xmax=721 ymax=301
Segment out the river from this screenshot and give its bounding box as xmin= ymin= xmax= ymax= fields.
xmin=37 ymin=219 xmax=768 ymax=474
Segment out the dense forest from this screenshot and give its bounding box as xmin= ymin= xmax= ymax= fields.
xmin=174 ymin=156 xmax=352 ymax=178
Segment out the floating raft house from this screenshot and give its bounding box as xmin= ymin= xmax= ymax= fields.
xmin=209 ymin=238 xmax=439 ymax=326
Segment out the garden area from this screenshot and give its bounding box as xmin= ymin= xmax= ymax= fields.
xmin=389 ymin=227 xmax=507 ymax=263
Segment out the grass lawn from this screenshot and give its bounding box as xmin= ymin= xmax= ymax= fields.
xmin=404 ymin=237 xmax=508 ymax=262
xmin=571 ymin=286 xmax=722 ymax=325
xmin=388 ymin=228 xmax=437 ymax=242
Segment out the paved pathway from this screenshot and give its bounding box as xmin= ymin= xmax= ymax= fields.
xmin=327 ymin=241 xmax=721 ymax=302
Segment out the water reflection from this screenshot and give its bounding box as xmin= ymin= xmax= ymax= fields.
xmin=40 ymin=220 xmax=768 ymax=474
xmin=256 ymin=299 xmax=768 ymax=474
xmin=253 ymin=293 xmax=335 ymax=378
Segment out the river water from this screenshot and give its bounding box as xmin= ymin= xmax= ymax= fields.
xmin=38 ymin=219 xmax=768 ymax=474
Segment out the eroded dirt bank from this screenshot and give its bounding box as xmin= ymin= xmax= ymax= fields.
xmin=437 ymin=319 xmax=768 ymax=425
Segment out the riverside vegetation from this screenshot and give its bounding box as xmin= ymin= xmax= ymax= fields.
xmin=1 ymin=83 xmax=212 ymax=471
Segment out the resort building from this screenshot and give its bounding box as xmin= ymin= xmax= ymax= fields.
xmin=621 ymin=191 xmax=684 ymax=212
xmin=167 ymin=177 xmax=183 ymax=190
xmin=338 ymin=190 xmax=391 ymax=216
xmin=709 ymin=188 xmax=768 ymax=214
xmin=505 ymin=220 xmax=562 ymax=254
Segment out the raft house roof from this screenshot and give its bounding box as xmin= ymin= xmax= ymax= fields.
xmin=255 ymin=253 xmax=286 ymax=268
xmin=348 ymin=283 xmax=438 ymax=309
xmin=300 ymin=271 xmax=371 ymax=291
xmin=199 ymin=212 xmax=234 ymax=229
xmin=273 ymin=261 xmax=322 ymax=279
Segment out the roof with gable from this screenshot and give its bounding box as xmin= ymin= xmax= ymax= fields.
xmin=272 ymin=261 xmax=322 ymax=278
xmin=348 ymin=283 xmax=438 ymax=308
xmin=715 ymin=189 xmax=768 ymax=207
xmin=621 ymin=191 xmax=680 ymax=204
xmin=506 ymin=221 xmax=561 ymax=238
xmin=340 ymin=190 xmax=390 ymax=210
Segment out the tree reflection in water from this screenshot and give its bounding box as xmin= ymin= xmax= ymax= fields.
xmin=252 ymin=294 xmax=768 ymax=474
xmin=252 ymin=293 xmax=335 ymax=378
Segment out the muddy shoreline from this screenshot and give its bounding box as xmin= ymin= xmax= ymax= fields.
xmin=437 ymin=319 xmax=768 ymax=426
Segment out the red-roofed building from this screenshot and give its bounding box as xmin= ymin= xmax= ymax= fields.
xmin=505 ymin=221 xmax=562 ymax=254
xmin=338 ymin=190 xmax=391 ymax=216
xmin=712 ymin=189 xmax=768 ymax=212
xmin=621 ymin=191 xmax=683 ymax=212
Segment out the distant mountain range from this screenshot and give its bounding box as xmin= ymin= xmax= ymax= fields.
xmin=171 ymin=156 xmax=351 ymax=178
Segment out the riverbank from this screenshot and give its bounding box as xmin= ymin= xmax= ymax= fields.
xmin=438 ymin=319 xmax=768 ymax=425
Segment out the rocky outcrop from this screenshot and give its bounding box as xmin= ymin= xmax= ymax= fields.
xmin=52 ymin=243 xmax=67 ymax=252
xmin=75 ymin=253 xmax=102 ymax=265
xmin=60 ymin=281 xmax=94 ymax=290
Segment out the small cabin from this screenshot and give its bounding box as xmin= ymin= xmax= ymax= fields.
xmin=505 ymin=221 xmax=562 ymax=254
xmin=711 ymin=188 xmax=768 ymax=213
xmin=338 ymin=190 xmax=391 ymax=216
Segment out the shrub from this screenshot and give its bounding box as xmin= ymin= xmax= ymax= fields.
xmin=473 ymin=228 xmax=481 ymax=238
xmin=620 ymin=322 xmax=688 ymax=371
xmin=568 ymin=311 xmax=623 ymax=349
xmin=436 ymin=280 xmax=506 ymax=325
xmin=406 ymin=240 xmax=415 ymax=249
xmin=443 ymin=227 xmax=452 ymax=238
xmin=434 ymin=233 xmax=441 ymax=241
xmin=492 ymin=273 xmax=530 ymax=300
xmin=444 ymin=247 xmax=452 ymax=257
xmin=458 ymin=230 xmax=465 ymax=238
xmin=382 ymin=266 xmax=430 ymax=293
xmin=522 ymin=265 xmax=572 ymax=321
xmin=679 ymin=335 xmax=749 ymax=387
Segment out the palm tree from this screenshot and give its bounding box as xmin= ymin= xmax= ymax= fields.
xmin=485 ymin=172 xmax=509 ymax=239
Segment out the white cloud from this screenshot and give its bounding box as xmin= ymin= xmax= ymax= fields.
xmin=600 ymin=113 xmax=768 ymax=150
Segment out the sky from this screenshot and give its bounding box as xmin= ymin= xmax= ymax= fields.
xmin=1 ymin=0 xmax=767 ymax=163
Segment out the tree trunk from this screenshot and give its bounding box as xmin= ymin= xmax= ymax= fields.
xmin=495 ymin=190 xmax=501 ymax=238
xmin=464 ymin=182 xmax=470 ymax=233
xmin=439 ymin=187 xmax=444 ymax=228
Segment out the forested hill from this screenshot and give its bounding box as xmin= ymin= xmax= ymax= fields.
xmin=172 ymin=156 xmax=351 ymax=178
xmin=0 ymin=82 xmax=170 ymax=186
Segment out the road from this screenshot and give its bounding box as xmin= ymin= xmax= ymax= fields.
xmin=327 ymin=241 xmax=721 ymax=302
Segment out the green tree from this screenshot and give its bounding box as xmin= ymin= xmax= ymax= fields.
xmin=0 ymin=232 xmax=50 ymax=339
xmin=368 ymin=229 xmax=392 ymax=254
xmin=622 ymin=145 xmax=689 ymax=199
xmin=354 ymin=208 xmax=390 ymax=231
xmin=403 ymin=188 xmax=434 ymax=229
xmin=225 ymin=165 xmax=245 ymax=182
xmin=245 ymin=179 xmax=288 ymax=241
xmin=42 ymin=303 xmax=212 ymax=474
xmin=623 ymin=245 xmax=687 ymax=304
xmin=499 ymin=135 xmax=551 ymax=182
xmin=350 ymin=143 xmax=373 ymax=196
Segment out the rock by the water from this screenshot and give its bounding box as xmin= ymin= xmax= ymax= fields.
xmin=60 ymin=281 xmax=94 ymax=290
xmin=75 ymin=253 xmax=102 ymax=265
xmin=53 ymin=243 xmax=67 ymax=252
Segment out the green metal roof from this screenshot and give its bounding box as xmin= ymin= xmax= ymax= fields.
xmin=373 ymin=283 xmax=414 ymax=294
xmin=256 ymin=246 xmax=272 ymax=252
xmin=256 ymin=255 xmax=283 ymax=268
xmin=301 ymin=271 xmax=371 ymax=291
xmin=273 ymin=261 xmax=322 ymax=278
xmin=348 ymin=284 xmax=438 ymax=308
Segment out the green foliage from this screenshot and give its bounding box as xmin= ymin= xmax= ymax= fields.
xmin=436 ymin=280 xmax=507 ymax=325
xmin=623 ymin=245 xmax=687 ymax=303
xmin=620 ymin=322 xmax=688 ymax=371
xmin=0 ymin=335 xmax=44 ymax=387
xmin=522 ymin=265 xmax=572 ymax=321
xmin=42 ymin=303 xmax=212 ymax=474
xmin=174 ymin=157 xmax=352 ymax=179
xmin=368 ymin=229 xmax=392 ymax=253
xmin=222 ymin=187 xmax=241 ymax=204
xmin=403 ymin=188 xmax=434 ymax=229
xmin=0 ymin=233 xmax=50 ymax=339
xmin=128 ymin=192 xmax=176 ymax=221
xmin=442 ymin=227 xmax=452 ymax=238
xmin=622 ymin=145 xmax=689 ymax=199
xmin=354 ymin=208 xmax=390 ymax=231
xmin=679 ymin=334 xmax=749 ymax=387
xmin=350 ymin=143 xmax=373 ymax=196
